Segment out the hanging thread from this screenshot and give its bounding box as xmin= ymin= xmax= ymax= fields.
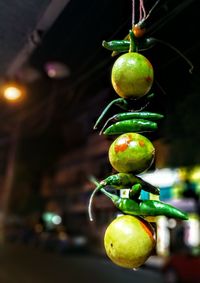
xmin=132 ymin=0 xmax=135 ymax=26
xmin=132 ymin=0 xmax=147 ymax=26
xmin=139 ymin=0 xmax=146 ymax=21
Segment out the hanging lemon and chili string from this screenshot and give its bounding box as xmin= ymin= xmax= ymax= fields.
xmin=88 ymin=0 xmax=192 ymax=270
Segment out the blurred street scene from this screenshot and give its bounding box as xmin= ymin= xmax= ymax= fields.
xmin=0 ymin=242 xmax=164 ymax=283
xmin=2 ymin=166 xmax=200 ymax=283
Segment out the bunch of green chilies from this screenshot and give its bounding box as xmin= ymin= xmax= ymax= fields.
xmin=88 ymin=174 xmax=188 ymax=221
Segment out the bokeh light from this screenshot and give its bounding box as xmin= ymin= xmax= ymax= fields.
xmin=1 ymin=82 xmax=26 ymax=102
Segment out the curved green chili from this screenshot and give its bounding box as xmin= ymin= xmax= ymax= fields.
xmin=101 ymin=189 xmax=188 ymax=220
xmin=102 ymin=119 xmax=157 ymax=135
xmin=93 ymin=98 xmax=128 ymax=130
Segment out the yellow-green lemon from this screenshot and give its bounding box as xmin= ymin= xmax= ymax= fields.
xmin=104 ymin=215 xmax=156 ymax=269
xmin=111 ymin=52 xmax=154 ymax=98
xmin=108 ymin=132 xmax=155 ymax=174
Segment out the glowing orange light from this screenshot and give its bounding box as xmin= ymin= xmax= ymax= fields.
xmin=2 ymin=83 xmax=25 ymax=102
xmin=4 ymin=86 xmax=22 ymax=100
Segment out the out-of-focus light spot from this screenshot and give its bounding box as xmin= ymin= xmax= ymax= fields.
xmin=168 ymin=218 xmax=177 ymax=229
xmin=1 ymin=82 xmax=26 ymax=102
xmin=156 ymin=216 xmax=170 ymax=256
xmin=52 ymin=215 xmax=62 ymax=225
xmin=184 ymin=216 xmax=200 ymax=247
xmin=47 ymin=68 xmax=57 ymax=78
xmin=140 ymin=168 xmax=179 ymax=187
xmin=44 ymin=62 xmax=70 ymax=79
xmin=4 ymin=86 xmax=22 ymax=100
xmin=189 ymin=166 xmax=200 ymax=181
xmin=73 ymin=236 xmax=87 ymax=246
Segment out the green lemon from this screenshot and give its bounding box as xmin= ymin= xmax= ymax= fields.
xmin=111 ymin=52 xmax=154 ymax=98
xmin=108 ymin=132 xmax=155 ymax=174
xmin=104 ymin=215 xmax=156 ymax=269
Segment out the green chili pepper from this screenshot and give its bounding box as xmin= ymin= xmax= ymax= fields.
xmin=99 ymin=173 xmax=160 ymax=195
xmin=100 ymin=111 xmax=163 ymax=134
xmin=110 ymin=37 xmax=157 ymax=57
xmin=129 ymin=183 xmax=142 ymax=199
xmin=102 ymin=119 xmax=157 ymax=135
xmin=109 ymin=111 xmax=164 ymax=122
xmin=103 ymin=29 xmax=137 ymax=56
xmin=101 ymin=189 xmax=188 ymax=220
xmin=102 ymin=40 xmax=130 ymax=52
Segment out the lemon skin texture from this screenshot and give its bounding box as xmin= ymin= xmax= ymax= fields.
xmin=108 ymin=132 xmax=155 ymax=174
xmin=111 ymin=52 xmax=154 ymax=99
xmin=104 ymin=215 xmax=156 ymax=269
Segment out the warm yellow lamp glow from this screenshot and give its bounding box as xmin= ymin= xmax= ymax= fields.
xmin=2 ymin=83 xmax=25 ymax=102
xmin=4 ymin=86 xmax=22 ymax=100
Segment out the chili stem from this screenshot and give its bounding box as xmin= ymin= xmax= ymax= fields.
xmin=93 ymin=98 xmax=128 ymax=129
xmin=99 ymin=115 xmax=115 ymax=135
xmin=129 ymin=30 xmax=137 ymax=52
xmin=154 ymin=38 xmax=194 ymax=73
xmin=100 ymin=188 xmax=119 ymax=202
xmin=88 ymin=177 xmax=119 ymax=221
xmin=88 ymin=176 xmax=102 ymax=221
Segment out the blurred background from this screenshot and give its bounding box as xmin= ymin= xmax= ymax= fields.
xmin=0 ymin=0 xmax=199 ymax=282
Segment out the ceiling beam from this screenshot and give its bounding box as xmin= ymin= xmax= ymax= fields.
xmin=6 ymin=0 xmax=71 ymax=78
